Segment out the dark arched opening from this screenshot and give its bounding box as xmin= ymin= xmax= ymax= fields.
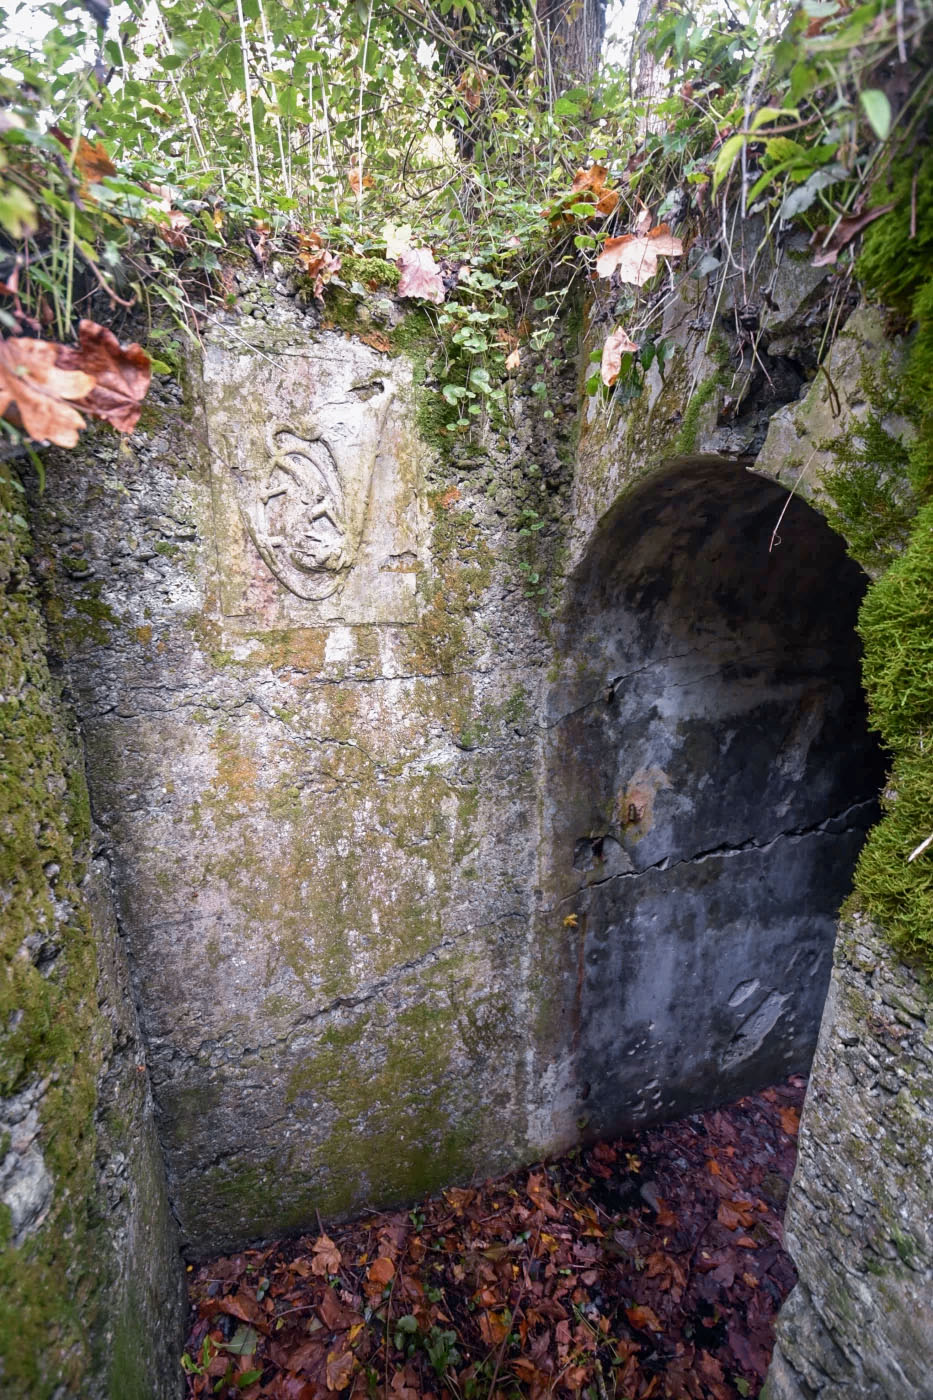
xmin=544 ymin=458 xmax=886 ymax=1137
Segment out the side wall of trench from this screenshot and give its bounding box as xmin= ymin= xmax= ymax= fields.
xmin=0 ymin=472 xmax=184 ymax=1398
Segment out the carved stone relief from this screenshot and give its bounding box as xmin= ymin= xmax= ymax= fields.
xmin=203 ymin=336 xmax=425 ymax=626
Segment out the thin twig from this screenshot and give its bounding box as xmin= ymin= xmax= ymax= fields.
xmin=235 ymin=0 xmax=262 ymax=206
xmin=770 ymin=450 xmax=818 ymax=552
xmin=357 ymin=0 xmax=374 ymax=234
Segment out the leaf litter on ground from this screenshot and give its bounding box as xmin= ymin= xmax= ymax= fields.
xmin=182 ymin=1078 xmax=805 ymax=1400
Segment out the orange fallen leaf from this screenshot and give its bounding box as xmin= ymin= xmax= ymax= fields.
xmin=359 ymin=330 xmax=392 ymax=353
xmin=505 ymin=347 xmax=521 ymax=372
xmin=0 ymin=337 xmax=94 ymax=447
xmin=325 ymin=1348 xmax=355 ymax=1391
xmin=295 ymin=236 xmax=342 ymax=302
xmin=779 ymin=1105 xmax=800 ymax=1137
xmin=596 ymin=224 xmax=683 ymax=285
xmin=348 ymin=165 xmax=374 ymax=195
xmin=478 ymin=1309 xmax=510 ymax=1346
xmin=56 ymin=320 xmax=151 ymax=434
xmin=365 ymin=1255 xmax=395 ymax=1294
xmin=457 ymin=67 xmax=484 ymax=111
xmin=50 ymin=127 xmax=117 ymax=185
xmin=157 ymin=208 xmax=192 ymax=250
xmin=717 ymin=1199 xmax=758 ymax=1230
xmin=310 ymin=1233 xmax=342 ymax=1276
xmin=571 ymin=164 xmax=610 ymax=195
xmin=626 ymin=1303 xmax=663 ymax=1332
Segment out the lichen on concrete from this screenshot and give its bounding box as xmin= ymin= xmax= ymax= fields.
xmin=0 ymin=468 xmax=184 ymax=1397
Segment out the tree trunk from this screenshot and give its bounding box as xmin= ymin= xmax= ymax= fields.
xmin=536 ymin=0 xmax=606 ymax=94
xmin=631 ymin=0 xmax=668 ymax=133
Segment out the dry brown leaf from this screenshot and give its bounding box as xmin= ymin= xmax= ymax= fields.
xmin=348 ymin=166 xmax=374 ymax=195
xmin=325 ymin=1349 xmax=355 ymax=1391
xmin=811 ymin=203 xmax=893 ymax=266
xmin=600 ymin=326 xmax=639 ymax=386
xmin=0 ymin=337 xmax=94 ymax=447
xmin=549 ymin=165 xmax=620 ymax=222
xmin=626 ymin=1303 xmax=663 ymax=1332
xmin=359 ymin=330 xmax=392 ymax=354
xmin=50 ymin=127 xmax=117 ymax=185
xmin=457 ymin=67 xmax=484 ymax=111
xmin=56 ymin=320 xmax=151 ymax=434
xmin=157 ymin=208 xmax=192 ymax=250
xmin=779 ymin=1105 xmax=800 ymax=1137
xmin=505 ymin=347 xmax=521 ymax=372
xmin=397 ymin=247 xmax=445 ymax=305
xmin=717 ymin=1199 xmax=758 ymax=1230
xmin=478 ymin=1310 xmax=510 ymax=1346
xmin=596 ymin=224 xmax=683 ymax=285
xmin=310 ymin=1233 xmax=342 ymax=1276
xmin=571 ymin=164 xmax=609 ymax=195
xmin=296 ymin=238 xmax=342 ymax=302
xmin=365 ymin=1255 xmax=395 ymax=1294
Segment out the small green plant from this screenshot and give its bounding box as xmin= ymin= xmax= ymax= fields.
xmin=180 ymin=1335 xmax=216 ymax=1376
xmin=392 ymin=1315 xmax=462 ymax=1379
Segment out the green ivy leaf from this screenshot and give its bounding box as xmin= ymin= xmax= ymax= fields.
xmin=0 ymin=183 xmax=37 ymax=237
xmin=712 ymin=133 xmax=746 ymax=192
xmin=860 ymin=88 xmax=892 ymax=140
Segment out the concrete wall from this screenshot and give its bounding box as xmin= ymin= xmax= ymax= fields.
xmin=0 ymin=471 xmax=184 ymax=1398
xmin=762 ymin=919 xmax=933 ymax=1400
xmin=33 ymin=288 xmax=579 ymax=1255
xmin=755 ymin=306 xmax=933 ymax=1398
xmin=31 ymin=262 xmax=884 ymax=1261
xmin=536 ymin=458 xmax=883 ymax=1143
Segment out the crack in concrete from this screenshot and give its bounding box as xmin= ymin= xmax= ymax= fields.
xmin=542 ymin=641 xmax=830 ymax=730
xmin=152 ymin=910 xmax=526 ymax=1071
xmin=557 ymin=797 xmax=878 ymax=905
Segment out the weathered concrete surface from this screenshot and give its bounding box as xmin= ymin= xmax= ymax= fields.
xmin=33 ymin=284 xmax=578 ymax=1255
xmin=32 ymin=264 xmax=887 ymax=1257
xmin=567 ymin=226 xmax=837 ymax=577
xmin=762 ymin=917 xmax=933 ymax=1400
xmin=754 ymin=304 xmax=907 ymax=521
xmin=0 ymin=477 xmax=184 ymax=1397
xmin=531 ymin=458 xmax=884 ymax=1145
xmin=753 ymin=298 xmax=933 ymax=1399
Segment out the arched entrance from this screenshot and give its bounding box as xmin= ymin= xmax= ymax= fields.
xmin=544 ymin=458 xmax=886 ymax=1137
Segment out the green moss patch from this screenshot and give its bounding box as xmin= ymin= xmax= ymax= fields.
xmin=0 ymin=475 xmax=108 ymax=1394
xmin=855 ymin=502 xmax=933 ymax=969
xmin=831 ymin=156 xmax=933 ymax=975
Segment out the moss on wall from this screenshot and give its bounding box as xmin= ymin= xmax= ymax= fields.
xmin=822 ymin=155 xmax=933 ymax=977
xmin=0 ymin=470 xmax=182 ymax=1397
xmin=0 ymin=472 xmax=107 ymax=1394
xmin=855 ymin=501 xmax=933 ymax=970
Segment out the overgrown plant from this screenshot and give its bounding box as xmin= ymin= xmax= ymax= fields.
xmin=2 ymin=0 xmax=929 ymax=414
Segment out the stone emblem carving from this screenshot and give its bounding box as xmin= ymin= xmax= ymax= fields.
xmin=205 ymin=339 xmax=424 ymax=626
xmin=239 ymin=427 xmax=351 ymax=601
